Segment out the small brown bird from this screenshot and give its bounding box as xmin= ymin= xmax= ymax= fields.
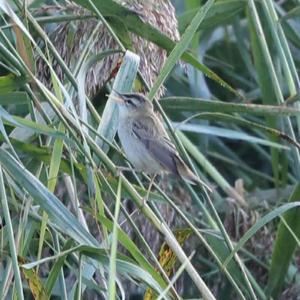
xmin=110 ymin=91 xmax=211 ymax=191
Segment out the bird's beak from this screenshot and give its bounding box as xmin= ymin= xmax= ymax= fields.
xmin=109 ymin=90 xmax=125 ymax=103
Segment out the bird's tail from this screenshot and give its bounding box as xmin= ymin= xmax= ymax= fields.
xmin=174 ymin=156 xmax=212 ymax=192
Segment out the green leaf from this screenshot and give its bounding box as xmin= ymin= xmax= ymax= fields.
xmin=23 ymin=245 xmax=169 ymax=297
xmin=148 ymin=0 xmax=215 ymax=100
xmin=0 ymin=136 xmax=86 ymax=180
xmin=48 ymin=122 xmax=65 ymax=192
xmin=178 ymin=0 xmax=246 ymax=32
xmin=97 ymin=214 xmax=167 ymax=289
xmin=95 ymin=50 xmax=139 ymax=153
xmin=205 ymin=233 xmax=253 ymax=298
xmin=0 ymin=167 xmax=24 ymax=300
xmin=282 ymin=19 xmax=300 ymax=49
xmin=266 ymin=184 xmax=300 ymax=298
xmin=0 ymin=148 xmax=99 ymax=247
xmin=160 ymin=97 xmax=300 ymax=116
xmin=108 ymin=178 xmax=122 ymax=300
xmin=0 ymin=74 xmax=27 ymax=92
xmin=0 ymin=107 xmax=65 ymax=138
xmin=0 ymin=92 xmax=29 ymax=105
xmin=178 ymin=131 xmax=247 ymax=207
xmin=223 ymin=200 xmax=300 ymax=268
xmin=282 ymin=6 xmax=300 ymax=20
xmin=247 ymin=3 xmax=282 ymax=185
xmin=171 ymin=112 xmax=300 ymax=151
xmin=175 ymin=123 xmax=288 ymax=149
xmin=107 ymin=16 xmax=133 ymax=50
xmin=72 ymin=0 xmax=240 ymax=97
xmin=45 ymin=239 xmax=74 ymax=295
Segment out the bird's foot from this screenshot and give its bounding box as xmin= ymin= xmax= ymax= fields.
xmin=140 ymin=175 xmax=157 ymax=208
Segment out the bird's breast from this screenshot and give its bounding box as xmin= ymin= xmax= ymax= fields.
xmin=118 ymin=118 xmax=162 ymax=173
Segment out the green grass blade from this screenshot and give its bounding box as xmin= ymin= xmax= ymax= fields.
xmin=223 ymin=200 xmax=300 ymax=267
xmin=266 ymin=184 xmax=300 ymax=298
xmin=248 ymin=0 xmax=300 ymax=181
xmin=0 ymin=167 xmax=24 ymax=300
xmin=0 ymin=74 xmax=27 ymax=93
xmin=22 ymin=245 xmax=170 ymax=298
xmin=96 ymin=50 xmax=139 ymax=152
xmin=178 ymin=131 xmax=247 ymax=207
xmin=175 ymin=122 xmax=288 ymax=149
xmin=72 ymin=0 xmax=239 ymax=96
xmin=0 ymin=91 xmax=29 ymax=105
xmin=108 ymin=178 xmax=122 ymax=300
xmin=95 ymin=214 xmax=167 ymax=289
xmin=262 ymin=0 xmax=296 ymax=96
xmin=282 ymin=5 xmax=300 ymax=20
xmin=178 ymin=0 xmax=245 ymax=32
xmin=0 ymin=107 xmax=65 ymax=138
xmin=148 ymin=0 xmax=215 ymax=99
xmin=45 ymin=239 xmax=74 ymax=296
xmin=161 ymin=97 xmax=300 ymax=116
xmin=37 ymin=121 xmax=65 ymax=272
xmin=0 ymin=149 xmax=99 ymax=247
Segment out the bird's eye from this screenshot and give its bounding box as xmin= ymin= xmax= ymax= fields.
xmin=125 ymin=99 xmax=136 ymax=107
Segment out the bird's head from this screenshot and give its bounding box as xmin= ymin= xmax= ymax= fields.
xmin=110 ymin=90 xmax=153 ymax=117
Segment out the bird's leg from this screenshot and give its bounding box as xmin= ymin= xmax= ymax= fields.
xmin=143 ymin=174 xmax=157 ymax=206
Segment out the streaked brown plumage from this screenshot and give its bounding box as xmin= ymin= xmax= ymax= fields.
xmin=111 ymin=91 xmax=211 ymax=191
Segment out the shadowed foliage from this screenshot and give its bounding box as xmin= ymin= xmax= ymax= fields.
xmin=0 ymin=0 xmax=300 ymax=299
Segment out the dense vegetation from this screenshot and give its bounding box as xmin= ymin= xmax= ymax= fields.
xmin=1 ymin=0 xmax=300 ymax=299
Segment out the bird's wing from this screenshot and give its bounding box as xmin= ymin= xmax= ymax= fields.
xmin=131 ymin=114 xmax=209 ymax=187
xmin=131 ymin=114 xmax=179 ymax=174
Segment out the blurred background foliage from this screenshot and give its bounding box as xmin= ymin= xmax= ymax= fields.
xmin=1 ymin=0 xmax=300 ymax=299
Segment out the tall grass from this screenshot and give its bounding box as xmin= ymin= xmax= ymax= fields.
xmin=0 ymin=0 xmax=300 ymax=299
